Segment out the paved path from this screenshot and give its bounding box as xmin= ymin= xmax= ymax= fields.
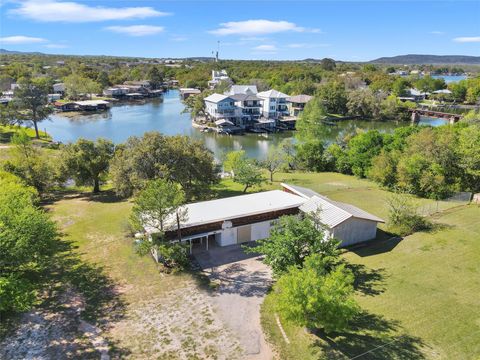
xmin=195 ymin=245 xmax=274 ymax=360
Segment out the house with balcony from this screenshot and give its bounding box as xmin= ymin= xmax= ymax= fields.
xmin=229 ymin=93 xmax=263 ymax=126
xmin=225 ymin=85 xmax=258 ymax=96
xmin=204 ymin=93 xmax=237 ymax=124
xmin=257 ymin=89 xmax=290 ymax=119
xmin=286 ymin=94 xmax=313 ymax=117
xmin=208 ymin=70 xmax=232 ymax=89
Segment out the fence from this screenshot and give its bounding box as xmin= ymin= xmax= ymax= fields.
xmin=416 ymin=192 xmax=472 ymax=217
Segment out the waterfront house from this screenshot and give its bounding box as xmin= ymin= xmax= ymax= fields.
xmin=257 ymin=89 xmax=290 ymax=119
xmin=141 ymin=184 xmax=384 ymax=256
xmin=47 ymin=93 xmax=62 ymax=103
xmin=179 ymin=88 xmax=201 ymax=100
xmin=286 ymin=94 xmax=313 ymax=117
xmin=74 ymin=100 xmax=111 ymax=111
xmin=229 ymin=93 xmax=263 ymax=125
xmin=208 ymin=70 xmax=232 ymax=89
xmin=204 ymin=93 xmax=237 ymax=123
xmin=54 ymin=101 xmax=77 ymax=112
xmin=52 ymin=83 xmax=65 ymax=94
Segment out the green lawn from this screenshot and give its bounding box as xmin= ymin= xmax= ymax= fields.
xmin=252 ymin=173 xmax=480 ymax=360
xmin=0 ymin=124 xmax=51 ymax=144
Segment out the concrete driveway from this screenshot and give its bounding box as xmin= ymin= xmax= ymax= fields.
xmin=195 ymin=244 xmax=274 ymax=360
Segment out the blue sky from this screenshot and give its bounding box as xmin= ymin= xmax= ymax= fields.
xmin=0 ymin=0 xmax=479 ymax=60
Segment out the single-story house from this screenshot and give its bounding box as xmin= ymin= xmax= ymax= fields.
xmin=179 ymin=88 xmax=201 ymax=100
xmin=142 ymin=183 xmax=384 ymax=257
xmin=143 ymin=190 xmax=305 ymax=254
xmin=281 ymin=183 xmax=384 ymax=246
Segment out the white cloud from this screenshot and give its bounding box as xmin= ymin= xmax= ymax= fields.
xmin=106 ymin=25 xmax=165 ymax=37
xmin=209 ymin=19 xmax=316 ymax=36
xmin=170 ymin=35 xmax=188 ymax=42
xmin=430 ymin=31 xmax=445 ymax=35
xmin=453 ymin=36 xmax=480 ymax=43
xmin=252 ymin=44 xmax=277 ymax=53
xmin=0 ymin=35 xmax=47 ymax=44
xmin=11 ymin=0 xmax=170 ymax=23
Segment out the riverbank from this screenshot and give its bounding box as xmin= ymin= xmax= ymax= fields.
xmin=0 ymin=124 xmax=51 ymax=144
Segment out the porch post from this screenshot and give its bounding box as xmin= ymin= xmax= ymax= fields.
xmin=206 ymin=236 xmax=209 ymax=251
xmin=189 ymin=239 xmax=192 ymax=255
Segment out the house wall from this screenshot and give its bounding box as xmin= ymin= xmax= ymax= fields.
xmin=332 ymin=218 xmax=378 ymax=247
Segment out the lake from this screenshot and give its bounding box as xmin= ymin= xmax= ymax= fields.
xmin=432 ymin=75 xmax=467 ymax=84
xmin=44 ymin=90 xmax=424 ymax=159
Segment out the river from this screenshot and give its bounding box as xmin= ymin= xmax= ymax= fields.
xmin=44 ymin=90 xmax=436 ymax=159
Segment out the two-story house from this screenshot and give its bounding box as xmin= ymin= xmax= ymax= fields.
xmin=257 ymin=89 xmax=290 ymax=119
xmin=229 ymin=93 xmax=263 ymax=126
xmin=204 ymin=93 xmax=237 ymax=124
xmin=286 ymin=94 xmax=313 ymax=117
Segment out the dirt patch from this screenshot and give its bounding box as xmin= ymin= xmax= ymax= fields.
xmin=109 ymin=281 xmax=242 ymax=359
xmin=0 ymin=289 xmax=105 ymax=360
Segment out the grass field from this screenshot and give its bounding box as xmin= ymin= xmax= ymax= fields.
xmin=0 ymin=124 xmax=51 ymax=144
xmin=253 ymin=173 xmax=480 ymax=360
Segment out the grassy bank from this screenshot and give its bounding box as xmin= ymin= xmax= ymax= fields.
xmin=253 ymin=173 xmax=480 ymax=359
xmin=0 ymin=124 xmax=51 ymax=144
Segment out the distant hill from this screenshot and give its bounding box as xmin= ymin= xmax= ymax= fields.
xmin=370 ymin=54 xmax=480 ymax=65
xmin=0 ymin=48 xmax=47 ymax=55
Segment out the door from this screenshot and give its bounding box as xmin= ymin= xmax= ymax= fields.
xmin=237 ymin=225 xmax=252 ymax=243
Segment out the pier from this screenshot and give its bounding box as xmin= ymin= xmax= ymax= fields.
xmin=410 ymin=109 xmax=463 ymax=124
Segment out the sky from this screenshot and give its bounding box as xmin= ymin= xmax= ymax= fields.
xmin=0 ymin=0 xmax=479 ymax=61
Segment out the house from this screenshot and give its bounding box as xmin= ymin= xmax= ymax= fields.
xmin=229 ymin=93 xmax=263 ymax=125
xmin=179 ymin=88 xmax=201 ymax=100
xmin=103 ymin=87 xmax=128 ymax=97
xmin=208 ymin=70 xmax=232 ymax=89
xmin=74 ymin=100 xmax=111 ymax=111
xmin=286 ymin=94 xmax=313 ymax=117
xmin=281 ymin=183 xmax=384 ymax=247
xmin=142 ymin=184 xmax=384 ymax=257
xmin=204 ymin=93 xmax=237 ymax=123
xmin=257 ymin=89 xmax=290 ymax=119
xmin=399 ymin=88 xmax=428 ymax=102
xmin=47 ymin=93 xmax=62 ymax=102
xmin=54 ymin=101 xmax=77 ymax=112
xmin=143 ymin=190 xmax=306 ymax=255
xmin=52 ymin=83 xmax=65 ymax=94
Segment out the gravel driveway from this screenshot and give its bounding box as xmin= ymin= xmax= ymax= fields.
xmin=195 ymin=244 xmax=274 ymax=360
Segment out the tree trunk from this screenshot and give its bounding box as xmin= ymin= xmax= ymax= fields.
xmin=93 ymin=177 xmax=100 ymax=193
xmin=270 ymin=171 xmax=273 ymax=182
xmin=33 ymin=120 xmax=40 ymax=139
xmin=243 ymin=184 xmax=249 ymax=193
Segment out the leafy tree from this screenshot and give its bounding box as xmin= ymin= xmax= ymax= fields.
xmin=223 ymin=150 xmax=246 ymax=175
xmin=61 ymin=138 xmax=115 ymax=193
xmin=64 ymin=73 xmax=101 ymax=100
xmin=147 ymin=66 xmax=164 ymax=89
xmin=296 ymin=140 xmax=327 ymax=172
xmin=3 ymin=131 xmax=60 ymax=193
xmin=391 ymin=77 xmax=410 ymax=97
xmin=96 ymin=71 xmax=111 ymax=89
xmin=233 ymin=159 xmax=265 ymax=193
xmin=247 ymin=214 xmax=340 ymax=277
xmin=131 ymin=179 xmax=189 ymax=268
xmin=262 ymin=145 xmax=285 ymax=181
xmin=457 ymin=125 xmax=480 ymax=192
xmin=346 ymin=130 xmax=384 ymax=177
xmin=183 ymin=90 xmax=212 ymax=118
xmin=320 ymin=58 xmax=336 ymax=71
xmin=387 ymin=192 xmax=431 ymax=236
xmin=317 ymin=81 xmax=348 ymax=115
xmin=367 ymin=149 xmax=399 ymax=188
xmin=346 ymin=88 xmax=382 ymax=119
xmin=280 ymin=138 xmax=297 ymax=171
xmin=110 ymin=132 xmax=217 ymax=199
xmin=275 ymin=254 xmax=359 ymax=333
xmin=11 ymin=78 xmax=53 ymax=139
xmin=0 ymin=171 xmax=60 ymax=312
xmin=295 ymin=97 xmax=328 ymax=142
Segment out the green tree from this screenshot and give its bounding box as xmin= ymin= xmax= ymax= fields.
xmin=233 ymin=159 xmax=265 ymax=193
xmin=11 ymin=78 xmax=53 ymax=139
xmin=61 ymin=138 xmax=114 ymax=193
xmin=0 ymin=171 xmax=60 ymax=312
xmin=275 ymin=254 xmax=359 ymax=333
xmin=247 ymin=214 xmax=340 ymax=277
xmin=296 ymin=140 xmax=327 ymax=172
xmin=262 ymin=145 xmax=285 ymax=182
xmin=64 ymin=73 xmax=101 ymax=100
xmin=223 ymin=150 xmax=246 ymax=175
xmin=320 ymin=58 xmax=336 ymax=71
xmin=457 ymin=125 xmax=480 ymax=192
xmin=391 ymin=77 xmax=410 ymax=97
xmin=317 ymin=81 xmax=348 ymax=115
xmin=346 ymin=88 xmax=382 ymax=119
xmin=130 ymin=179 xmax=188 ymax=268
xmin=147 ymin=66 xmax=164 ymax=89
xmin=386 ymin=192 xmax=431 ymax=235
xmin=3 ymin=131 xmax=60 ymax=193
xmin=346 ymin=130 xmax=384 ymax=177
xmin=295 ymin=96 xmax=328 ymax=141
xmin=110 ymin=132 xmax=217 ymax=199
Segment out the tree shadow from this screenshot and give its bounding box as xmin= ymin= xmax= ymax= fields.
xmin=42 ymin=189 xmax=127 ymax=205
xmin=311 ymin=311 xmax=427 ymax=359
xmin=350 ymin=230 xmax=403 ymax=257
xmin=213 ymin=183 xmax=247 ymax=199
xmin=346 ymin=263 xmax=387 ymax=297
xmin=0 ymin=237 xmax=131 ymax=358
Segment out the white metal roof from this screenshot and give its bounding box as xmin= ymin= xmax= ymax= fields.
xmin=300 ymin=195 xmax=384 ymax=228
xmin=257 ymin=89 xmax=289 ymax=99
xmin=74 ymin=100 xmax=110 ymax=106
xmin=144 ymin=190 xmax=306 ymax=234
xmin=204 ymin=93 xmax=232 ymax=103
xmin=227 ymin=85 xmax=258 ymax=95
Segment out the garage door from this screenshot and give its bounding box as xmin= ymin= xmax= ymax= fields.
xmin=237 ymin=225 xmax=252 ymax=243
xmin=251 ymin=221 xmax=271 ymax=241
